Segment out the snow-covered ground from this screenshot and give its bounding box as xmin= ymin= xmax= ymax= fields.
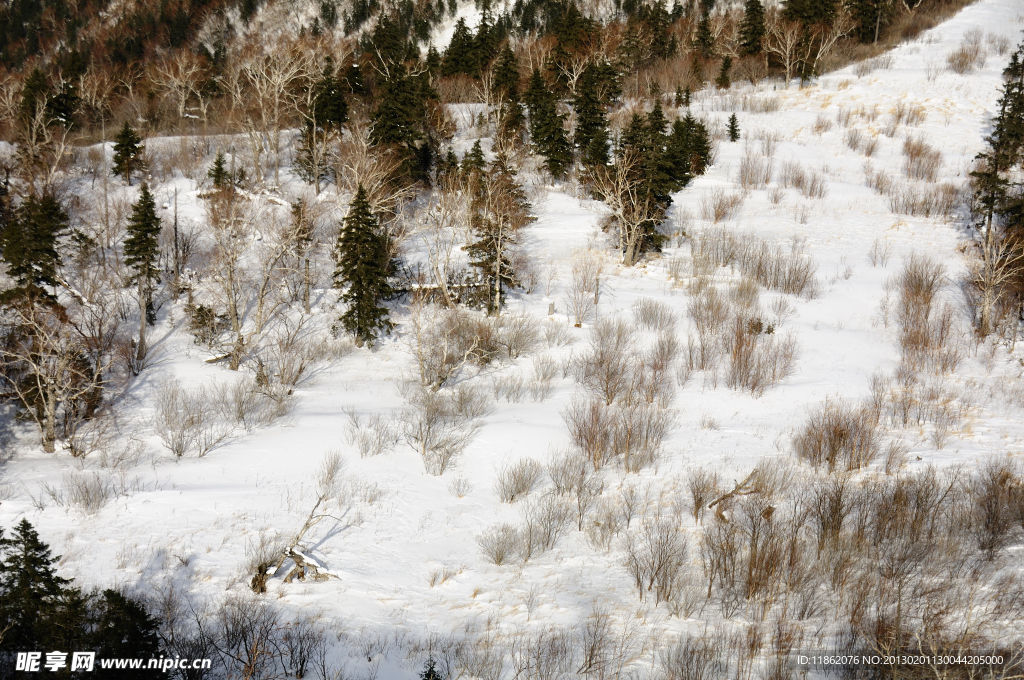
xmin=4 ymin=0 xmax=1024 ymax=677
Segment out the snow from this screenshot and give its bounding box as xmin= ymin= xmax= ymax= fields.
xmin=3 ymin=0 xmax=1024 ymax=676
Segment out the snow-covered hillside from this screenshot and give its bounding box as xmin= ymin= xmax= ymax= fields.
xmin=4 ymin=0 xmax=1024 ymax=677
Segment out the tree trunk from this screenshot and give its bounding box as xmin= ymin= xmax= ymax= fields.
xmin=43 ymin=387 xmax=56 ymax=453
xmin=135 ymin=276 xmax=147 ymax=369
xmin=303 ymin=258 xmax=311 ymax=314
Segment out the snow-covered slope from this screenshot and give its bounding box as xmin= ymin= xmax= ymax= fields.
xmin=4 ymin=1 xmax=1024 ymax=677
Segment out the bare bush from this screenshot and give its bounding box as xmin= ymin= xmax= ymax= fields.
xmin=495 ymin=458 xmax=545 ymax=503
xmin=863 ymin=137 xmax=879 ymax=157
xmin=812 ymin=114 xmax=833 ymax=135
xmin=477 ymin=524 xmax=521 ymax=565
xmin=700 ymin=189 xmax=744 ymax=223
xmin=946 ymin=42 xmax=986 ymax=74
xmin=902 ymin=136 xmax=942 ymax=181
xmin=565 ymin=250 xmax=603 ymax=327
xmin=408 ymin=304 xmax=497 ymax=389
xmin=725 ymin=319 xmax=799 ymax=396
xmin=687 ymin=468 xmax=721 ymax=524
xmin=494 ymin=374 xmax=528 ymax=402
xmin=632 ymin=297 xmax=677 ymax=331
xmin=692 ymin=229 xmax=818 ymax=298
xmin=779 ymin=161 xmax=827 ymax=199
xmin=495 ymin=313 xmax=539 ymax=360
xmin=345 ymin=411 xmax=400 ymax=458
xmin=738 ymin=148 xmax=772 ymax=192
xmin=62 ymin=471 xmax=115 ymax=514
xmin=844 ymin=128 xmax=863 ymax=152
xmin=154 ymin=380 xmax=235 ymax=458
xmin=886 ymin=181 xmax=959 ymax=218
xmin=519 ymin=493 xmax=572 ymax=560
xmin=572 ymin=317 xmax=636 ymax=405
xmin=401 ymin=386 xmax=483 ymax=475
xmin=868 ymin=238 xmax=893 ymax=267
xmin=969 ymin=459 xmax=1023 ymax=560
xmin=659 ymin=634 xmax=726 ymax=680
xmin=792 ymin=399 xmax=881 ymax=471
xmin=622 ymin=516 xmax=689 ymax=605
xmin=529 ymin=355 xmax=559 ymax=401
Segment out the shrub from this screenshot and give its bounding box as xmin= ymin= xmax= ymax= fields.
xmin=792 ymin=399 xmax=881 ymax=471
xmin=902 ymin=135 xmax=942 ymax=181
xmin=700 ymin=189 xmax=743 ymax=223
xmin=622 ymin=516 xmax=689 ymax=604
xmin=632 ymin=297 xmax=678 ymax=332
xmin=477 ymin=524 xmax=521 ymax=565
xmin=345 ymin=411 xmax=400 ymax=458
xmin=495 ymin=458 xmax=545 ymax=503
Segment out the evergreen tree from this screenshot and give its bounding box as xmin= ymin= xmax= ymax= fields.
xmin=524 ymin=69 xmax=572 ymax=179
xmin=716 ymin=56 xmax=732 ymax=89
xmin=208 ymin=151 xmax=229 ymax=189
xmin=573 ymin=68 xmax=610 ymax=168
xmin=0 ymin=519 xmax=78 ymax=654
xmin=89 ymin=590 xmax=161 ymax=680
xmin=112 ymin=122 xmax=144 ymax=185
xmin=739 ymin=0 xmax=765 ymax=56
xmin=298 ymin=61 xmax=349 ymax=190
xmin=124 ymin=184 xmax=162 ymax=366
xmin=334 ymin=185 xmax=393 ymax=346
xmin=442 ymin=18 xmax=480 ymax=77
xmin=462 ymin=140 xmax=486 ymax=177
xmin=849 ymin=0 xmax=896 ymax=43
xmin=420 ymin=657 xmax=442 ymax=680
xmin=0 ymin=193 xmax=67 ymax=302
xmin=492 ymin=44 xmax=525 ymax=141
xmin=693 ymin=12 xmax=715 ymax=59
xmin=466 ymin=157 xmax=534 ymax=314
xmin=728 ymin=113 xmax=740 ymax=142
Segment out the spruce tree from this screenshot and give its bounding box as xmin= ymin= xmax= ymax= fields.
xmin=574 ymin=68 xmax=610 ymax=168
xmin=728 ymin=113 xmax=740 ymax=142
xmin=90 ymin=590 xmax=161 ymax=679
xmin=124 ymin=184 xmax=162 ymax=366
xmin=694 ymin=12 xmax=715 ymax=59
xmin=716 ymin=57 xmax=732 ymax=89
xmin=466 ymin=156 xmax=534 ymax=314
xmin=524 ymin=69 xmax=572 ymax=179
xmin=112 ymin=122 xmax=144 ymax=185
xmin=208 ymin=151 xmax=229 ymax=189
xmin=738 ymin=0 xmax=765 ymax=56
xmin=0 ymin=519 xmax=77 ymax=653
xmin=462 ymin=140 xmax=486 ymax=177
xmin=0 ymin=193 xmax=67 ymax=302
xmin=334 ymin=185 xmax=393 ymax=346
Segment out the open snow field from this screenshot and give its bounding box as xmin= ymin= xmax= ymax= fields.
xmin=4 ymin=0 xmax=1024 ymax=676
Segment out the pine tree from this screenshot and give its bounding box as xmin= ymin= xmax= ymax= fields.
xmin=89 ymin=590 xmax=160 ymax=680
xmin=208 ymin=151 xmax=229 ymax=189
xmin=694 ymin=12 xmax=715 ymax=59
xmin=716 ymin=56 xmax=732 ymax=89
xmin=112 ymin=122 xmax=144 ymax=185
xmin=334 ymin=185 xmax=393 ymax=346
xmin=738 ymin=0 xmax=765 ymax=56
xmin=0 ymin=193 xmax=67 ymax=302
xmin=442 ymin=18 xmax=480 ymax=77
xmin=728 ymin=113 xmax=740 ymax=142
xmin=462 ymin=140 xmax=486 ymax=177
xmin=573 ymin=68 xmax=610 ymax=168
xmin=525 ymin=69 xmax=572 ymax=179
xmin=0 ymin=519 xmax=78 ymax=653
xmin=466 ymin=156 xmax=534 ymax=314
xmin=124 ymin=184 xmax=162 ymax=366
xmin=420 ymin=657 xmax=442 ymax=680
